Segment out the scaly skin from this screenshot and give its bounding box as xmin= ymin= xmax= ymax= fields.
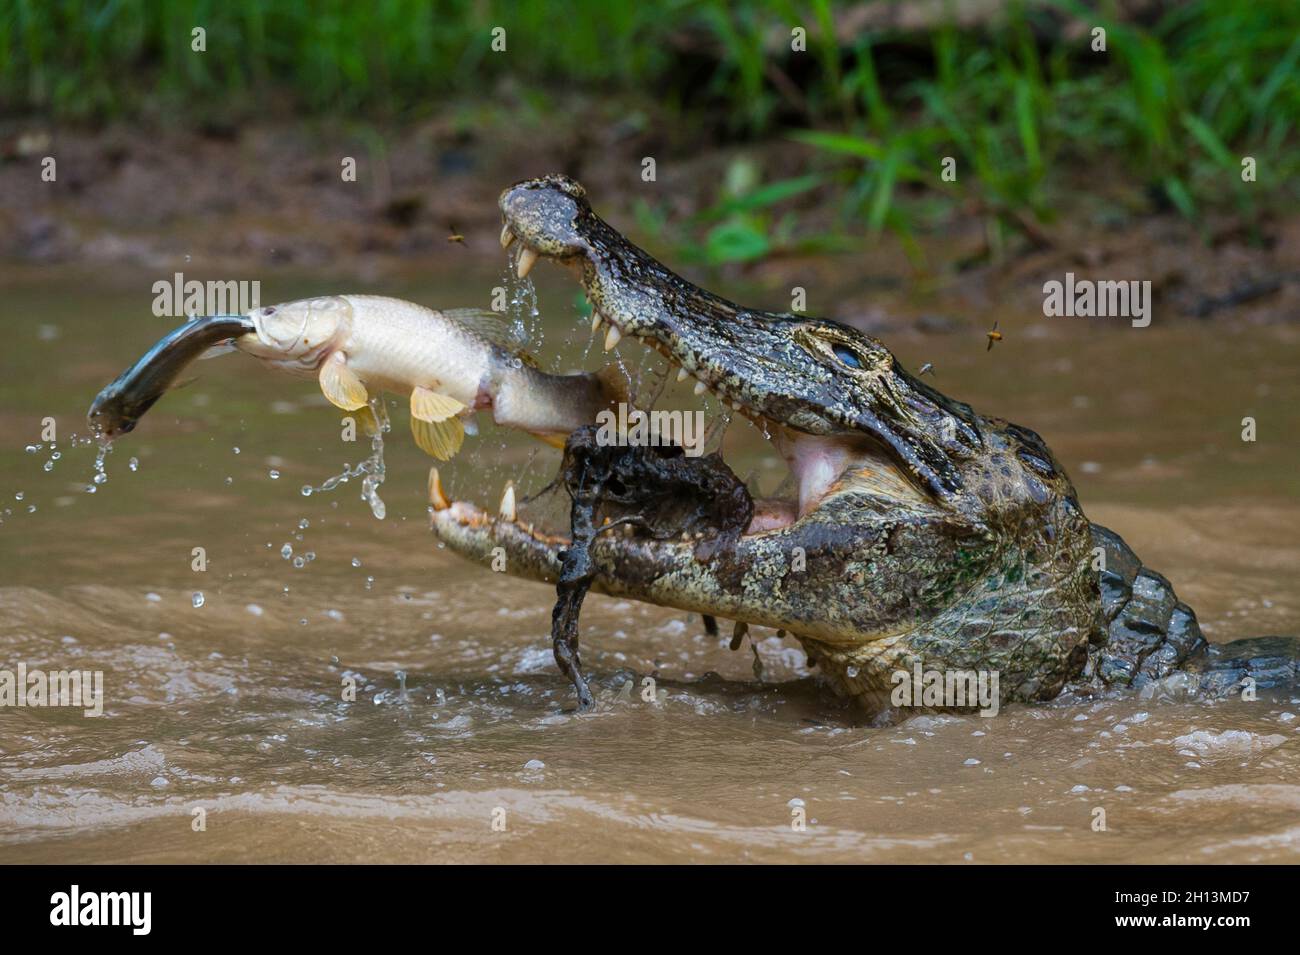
xmin=433 ymin=175 xmax=1298 ymax=710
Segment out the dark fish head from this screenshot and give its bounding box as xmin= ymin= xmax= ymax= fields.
xmin=87 ymin=314 xmax=254 ymax=440
xmin=88 ymin=373 xmax=159 ymax=439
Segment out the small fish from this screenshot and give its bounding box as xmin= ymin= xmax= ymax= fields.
xmin=90 ymin=296 xmax=626 ymax=461
xmin=88 ymin=314 xmax=254 ymax=439
xmin=446 ymin=226 xmax=465 ymax=245
xmin=986 ymin=320 xmax=1003 ymax=351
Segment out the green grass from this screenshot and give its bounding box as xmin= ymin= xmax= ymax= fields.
xmin=2 ymin=0 xmax=1297 ymax=261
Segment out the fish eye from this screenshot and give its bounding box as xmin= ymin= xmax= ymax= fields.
xmin=263 ymin=306 xmax=277 ymax=316
xmin=831 ymin=343 xmax=863 ymax=369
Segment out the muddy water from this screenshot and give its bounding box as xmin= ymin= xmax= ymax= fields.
xmin=1 ymin=264 xmax=1297 ymax=863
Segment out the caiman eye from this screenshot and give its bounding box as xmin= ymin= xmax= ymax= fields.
xmin=831 ymin=344 xmax=863 ymax=369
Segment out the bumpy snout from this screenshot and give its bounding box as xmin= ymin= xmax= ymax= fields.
xmin=499 ymin=175 xmax=593 ymax=258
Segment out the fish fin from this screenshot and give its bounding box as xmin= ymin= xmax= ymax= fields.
xmin=319 ymin=355 xmax=369 ymax=410
xmin=411 ymin=414 xmax=465 ymax=460
xmin=198 ymin=343 xmax=237 ymax=360
xmin=353 ymin=405 xmax=380 ymax=437
xmin=441 ymin=308 xmax=530 ymax=352
xmin=410 ymin=386 xmax=466 ymax=422
xmin=527 ymin=430 xmax=569 ymax=450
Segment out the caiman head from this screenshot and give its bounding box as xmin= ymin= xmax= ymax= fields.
xmin=435 ymin=174 xmax=1104 ymax=710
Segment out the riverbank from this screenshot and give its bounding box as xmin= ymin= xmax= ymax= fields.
xmin=5 ymin=107 xmax=1299 ymax=333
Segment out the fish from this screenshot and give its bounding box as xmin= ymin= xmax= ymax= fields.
xmin=88 ymin=314 xmax=255 ymax=439
xmin=88 ymin=295 xmax=626 ymax=460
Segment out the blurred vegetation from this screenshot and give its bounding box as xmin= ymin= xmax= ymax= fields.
xmin=3 ymin=0 xmax=1297 ymax=260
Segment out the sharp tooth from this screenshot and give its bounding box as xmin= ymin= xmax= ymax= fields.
xmin=676 ymin=367 xmax=689 ymax=382
xmin=693 ymin=380 xmax=708 ymax=396
xmin=591 ymin=312 xmax=603 ymax=334
xmin=500 ymin=225 xmax=515 ymax=249
xmin=516 ymin=247 xmax=539 ymax=278
xmin=427 ymin=467 xmax=449 ymax=511
xmin=498 ymin=481 xmax=517 ymax=521
xmin=603 ymin=325 xmax=622 ymax=351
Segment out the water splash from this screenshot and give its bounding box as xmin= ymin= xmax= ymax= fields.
xmin=506 ymin=266 xmax=543 ymax=360
xmin=86 ymin=441 xmax=112 ymax=493
xmin=299 ymin=398 xmax=389 ymax=520
xmin=703 ymin=409 xmax=732 ymax=454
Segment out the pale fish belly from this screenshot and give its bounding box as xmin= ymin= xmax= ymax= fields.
xmin=341 ymin=299 xmax=490 ymax=406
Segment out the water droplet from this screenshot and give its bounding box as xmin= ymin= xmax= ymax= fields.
xmin=301 ymin=486 xmax=313 ymax=496
xmin=280 ymin=544 xmax=293 ymax=559
xmin=292 ymin=556 xmax=305 ymax=568
xmin=14 ymin=492 xmax=23 ymax=501
xmin=351 ymin=558 xmax=361 ymax=568
xmin=233 ymin=446 xmax=241 ymax=454
xmin=128 ymin=457 xmax=139 ymax=471
xmin=298 ymin=518 xmax=310 ymax=529
xmin=365 ymin=575 xmax=375 ymax=590
xmin=192 ymin=592 xmax=205 ymax=608
xmin=268 ymin=469 xmax=280 ymax=480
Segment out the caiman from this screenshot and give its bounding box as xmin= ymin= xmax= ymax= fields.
xmin=432 ymin=174 xmax=1299 ymax=712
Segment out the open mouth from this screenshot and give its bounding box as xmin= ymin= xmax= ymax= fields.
xmin=431 ymin=224 xmax=931 ymax=568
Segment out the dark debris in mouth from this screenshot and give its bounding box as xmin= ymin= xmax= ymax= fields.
xmin=550 ymin=425 xmax=754 ymax=711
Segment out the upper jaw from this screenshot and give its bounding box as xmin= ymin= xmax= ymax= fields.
xmin=499 ymin=192 xmax=813 ymax=437
xmin=499 ymin=218 xmax=966 ymax=502
xmin=497 ymin=175 xmax=975 ymax=505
